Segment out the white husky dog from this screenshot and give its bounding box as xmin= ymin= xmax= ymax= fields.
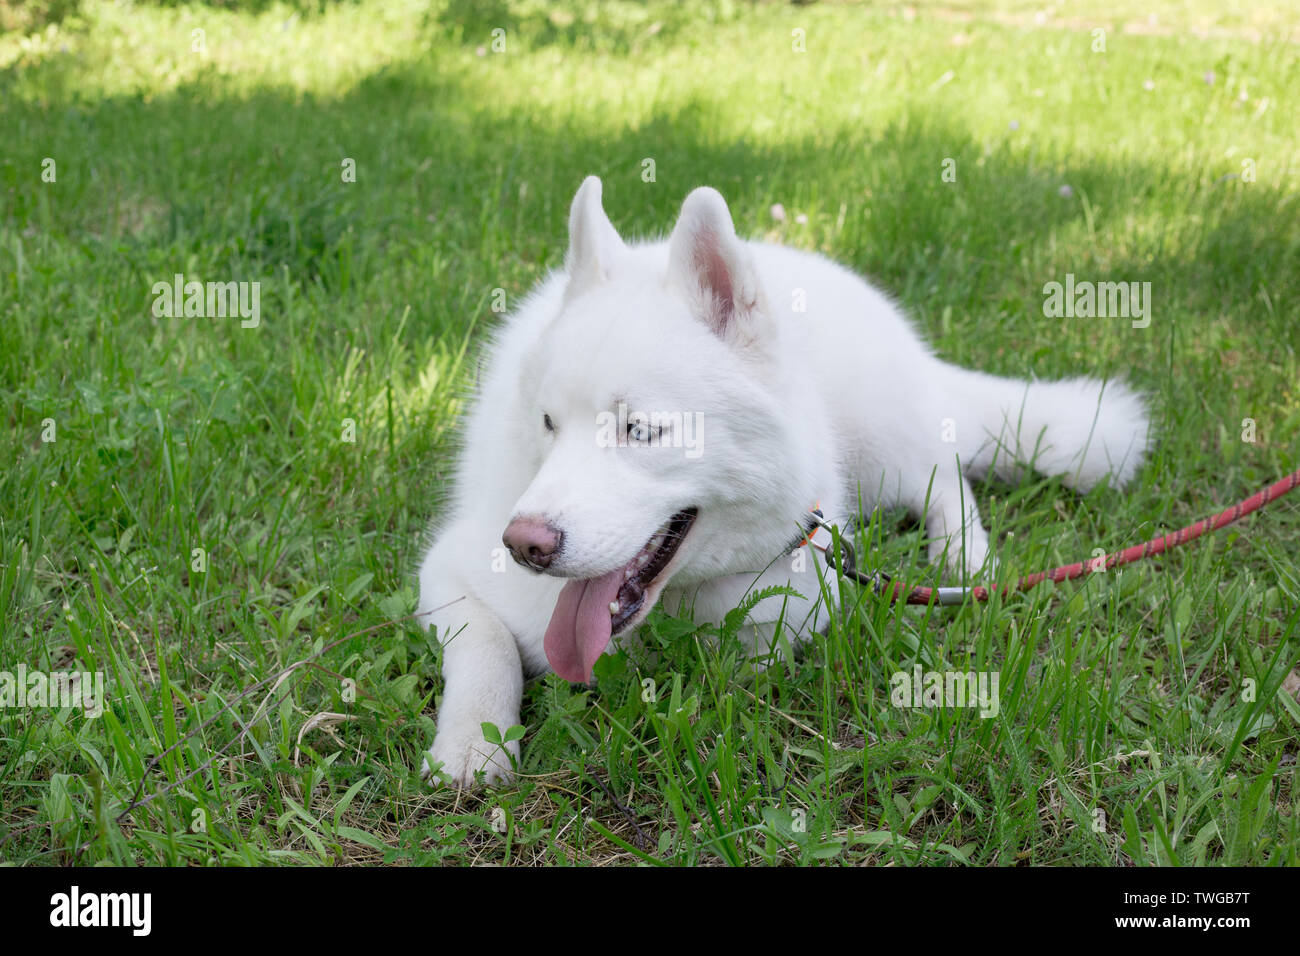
xmin=417 ymin=177 xmax=1148 ymax=786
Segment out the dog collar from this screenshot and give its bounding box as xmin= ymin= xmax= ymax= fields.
xmin=791 ymin=504 xmax=835 ymax=555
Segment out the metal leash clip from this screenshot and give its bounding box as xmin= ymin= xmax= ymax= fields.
xmin=804 ymin=510 xmax=890 ymax=593
xmin=805 ymin=509 xmax=973 ymax=606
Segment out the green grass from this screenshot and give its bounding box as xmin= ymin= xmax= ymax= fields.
xmin=1 ymin=0 xmax=1297 ymax=865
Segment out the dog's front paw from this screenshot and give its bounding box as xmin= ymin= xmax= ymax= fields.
xmin=421 ymin=723 xmax=519 ymax=788
xmin=933 ymin=528 xmax=993 ymax=578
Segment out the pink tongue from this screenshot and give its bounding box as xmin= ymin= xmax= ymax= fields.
xmin=543 ymin=570 xmax=625 ymax=683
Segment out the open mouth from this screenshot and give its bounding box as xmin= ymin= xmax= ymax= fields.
xmin=543 ymin=508 xmax=698 ymax=683
xmin=609 ymin=508 xmax=698 ymax=633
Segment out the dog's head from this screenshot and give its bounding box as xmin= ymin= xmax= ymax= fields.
xmin=504 ymin=177 xmax=818 ymax=682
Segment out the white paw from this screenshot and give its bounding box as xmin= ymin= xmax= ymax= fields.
xmin=421 ymin=724 xmax=519 ymax=788
xmin=933 ymin=529 xmax=992 ymax=577
xmin=980 ymin=552 xmax=1000 ymax=579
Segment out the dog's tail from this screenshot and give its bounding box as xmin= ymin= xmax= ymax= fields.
xmin=952 ymin=369 xmax=1150 ymax=491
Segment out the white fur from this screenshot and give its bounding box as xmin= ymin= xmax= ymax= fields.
xmin=417 ymin=177 xmax=1149 ymax=786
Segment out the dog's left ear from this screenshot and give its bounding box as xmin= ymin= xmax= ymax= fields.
xmin=564 ymin=176 xmax=625 ymax=302
xmin=667 ymin=187 xmax=765 ymax=343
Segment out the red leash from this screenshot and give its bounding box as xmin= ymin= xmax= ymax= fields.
xmin=811 ymin=467 xmax=1300 ymax=606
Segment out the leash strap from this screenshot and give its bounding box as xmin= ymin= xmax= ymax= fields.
xmin=805 ymin=466 xmax=1300 ymax=607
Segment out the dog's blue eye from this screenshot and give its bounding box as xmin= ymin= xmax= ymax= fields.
xmin=543 ymin=414 xmax=554 ymax=432
xmin=627 ymin=421 xmax=655 ymax=443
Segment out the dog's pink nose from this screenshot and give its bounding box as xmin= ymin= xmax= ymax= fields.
xmin=502 ymin=516 xmax=563 ymax=572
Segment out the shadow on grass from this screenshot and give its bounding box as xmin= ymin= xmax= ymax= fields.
xmin=1 ymin=17 xmax=1296 ymax=471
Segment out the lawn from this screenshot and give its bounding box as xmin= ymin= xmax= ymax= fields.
xmin=1 ymin=0 xmax=1297 ymax=865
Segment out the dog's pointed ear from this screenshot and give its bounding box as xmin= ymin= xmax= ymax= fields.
xmin=564 ymin=176 xmax=625 ymax=301
xmin=667 ymin=187 xmax=764 ymax=342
